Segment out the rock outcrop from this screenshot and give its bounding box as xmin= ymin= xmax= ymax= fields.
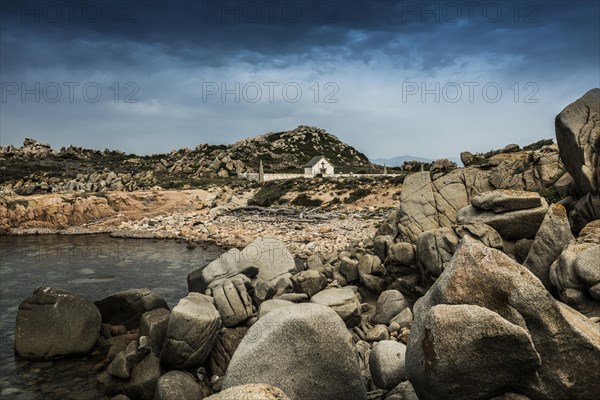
xmin=377 ymin=142 xmax=563 ymax=245
xmin=555 ymin=88 xmax=600 ymax=232
xmin=406 ymin=237 xmax=600 ymax=400
xmin=555 ymin=88 xmax=599 ymax=197
xmin=457 ymin=191 xmax=548 ymax=240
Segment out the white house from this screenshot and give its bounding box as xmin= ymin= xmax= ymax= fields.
xmin=304 ymin=155 xmax=334 ymax=177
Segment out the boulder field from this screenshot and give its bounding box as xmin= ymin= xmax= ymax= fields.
xmin=12 ymin=89 xmax=600 ymax=399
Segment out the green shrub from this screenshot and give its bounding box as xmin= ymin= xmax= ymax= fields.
xmin=291 ymin=193 xmax=323 ymax=207
xmin=523 ymin=139 xmax=554 ymax=151
xmin=538 ymin=185 xmax=561 ymax=204
xmin=5 ymin=199 xmax=29 ymax=210
xmin=344 ymin=188 xmax=372 ymax=204
xmin=248 ymin=180 xmax=295 ymax=207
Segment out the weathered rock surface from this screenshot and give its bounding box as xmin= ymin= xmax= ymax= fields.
xmin=369 ymin=340 xmax=407 ymax=390
xmin=379 ymin=142 xmax=563 ymax=245
xmin=188 ymin=237 xmax=296 ymax=293
xmin=107 ymin=340 xmax=139 ymax=379
xmin=366 ymin=324 xmax=389 ymax=342
xmin=385 ymin=381 xmax=419 ymax=400
xmin=385 ymin=242 xmax=416 ymax=266
xmin=371 ymin=290 xmax=409 ymax=325
xmin=394 ymin=171 xmax=487 ymax=243
xmin=123 ymin=353 xmax=162 ymax=400
xmin=209 ymin=327 xmax=248 ymax=377
xmin=457 ymin=196 xmax=548 ymax=240
xmin=222 ymin=303 xmax=367 ymax=400
xmin=550 ymin=220 xmax=600 ymax=317
xmin=160 ymin=293 xmax=221 ymax=369
xmin=15 ymin=287 xmax=101 ymax=359
xmin=416 ymin=223 xmax=503 ymax=279
xmin=205 ymin=384 xmax=290 ymax=400
xmin=155 ymin=371 xmax=202 ymax=400
xmin=94 ymin=288 xmax=168 ymax=330
xmin=471 ymin=190 xmax=543 ymax=213
xmin=258 ymin=299 xmax=295 ymax=319
xmin=339 ymin=256 xmax=360 ymax=282
xmin=555 ymin=88 xmax=599 ymax=197
xmin=555 ymin=88 xmax=600 ymax=231
xmin=310 ymin=288 xmax=362 ymax=327
xmin=373 ymin=235 xmax=395 ymax=262
xmin=523 ymin=203 xmax=574 ymax=289
xmin=358 ymin=254 xmax=386 ymax=292
xmin=569 ymin=193 xmax=600 ymax=233
xmin=138 ymin=308 xmax=170 ymax=355
xmin=406 ymin=237 xmax=600 ymax=400
xmin=291 ymin=269 xmax=327 ymax=297
xmin=211 ymin=279 xmax=255 ymax=327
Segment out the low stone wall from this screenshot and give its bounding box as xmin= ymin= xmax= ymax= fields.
xmin=246 ymin=173 xmax=305 ymax=181
xmin=245 ymin=173 xmax=402 ymax=181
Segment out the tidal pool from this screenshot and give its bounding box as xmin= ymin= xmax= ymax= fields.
xmin=0 ymin=234 xmax=222 ymax=399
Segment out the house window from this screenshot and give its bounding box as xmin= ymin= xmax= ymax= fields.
xmin=320 ymin=161 xmax=326 ymax=175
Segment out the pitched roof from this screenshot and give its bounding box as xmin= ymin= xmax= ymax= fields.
xmin=304 ymin=155 xmax=331 ymax=167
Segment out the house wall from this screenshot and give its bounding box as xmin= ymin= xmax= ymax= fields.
xmin=307 ymin=158 xmax=334 ymax=176
xmin=244 ymin=172 xmax=403 ymax=181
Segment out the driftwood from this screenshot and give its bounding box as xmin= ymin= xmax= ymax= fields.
xmin=227 ymin=206 xmax=337 ymax=221
xmin=225 ymin=205 xmax=388 ymax=223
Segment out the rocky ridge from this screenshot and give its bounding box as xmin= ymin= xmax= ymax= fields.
xmin=0 ymin=125 xmax=375 ymax=196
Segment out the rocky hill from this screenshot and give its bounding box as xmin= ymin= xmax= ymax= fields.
xmin=0 ymin=125 xmax=375 ymax=195
xmin=228 ymin=125 xmax=372 ymax=171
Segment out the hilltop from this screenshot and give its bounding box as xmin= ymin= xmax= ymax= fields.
xmin=0 ymin=126 xmax=376 ymax=195
xmin=228 ymin=125 xmax=373 ymax=171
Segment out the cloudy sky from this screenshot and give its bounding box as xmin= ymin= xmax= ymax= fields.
xmin=1 ymin=0 xmax=598 ymax=160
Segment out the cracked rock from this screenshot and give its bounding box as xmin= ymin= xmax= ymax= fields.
xmin=160 ymin=293 xmax=221 ymax=369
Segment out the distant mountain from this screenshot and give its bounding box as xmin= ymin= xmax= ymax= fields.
xmin=371 ymin=155 xmax=434 ymax=167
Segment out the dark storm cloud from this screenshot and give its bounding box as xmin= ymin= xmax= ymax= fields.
xmin=2 ymin=0 xmax=598 ymax=73
xmin=1 ymin=0 xmax=598 ymax=157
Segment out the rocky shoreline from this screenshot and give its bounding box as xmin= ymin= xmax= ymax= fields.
xmin=1 ymin=196 xmax=388 ymax=259
xmin=7 ymin=88 xmax=600 ymax=400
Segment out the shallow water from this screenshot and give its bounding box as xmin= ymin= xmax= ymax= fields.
xmin=0 ymin=234 xmax=223 ymax=399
